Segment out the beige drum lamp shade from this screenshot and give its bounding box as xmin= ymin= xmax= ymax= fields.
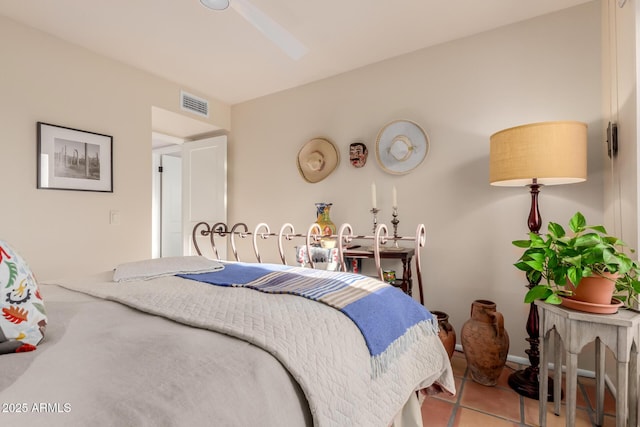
xmin=489 ymin=121 xmax=587 ymax=186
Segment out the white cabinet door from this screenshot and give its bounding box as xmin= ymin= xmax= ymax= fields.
xmin=181 ymin=135 xmax=227 ymax=258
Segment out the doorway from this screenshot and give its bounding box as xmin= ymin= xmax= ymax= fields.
xmin=151 ymin=106 xmax=226 ymax=259
xmin=152 ymin=134 xmax=227 ymax=259
xmin=152 ymin=142 xmax=183 ymax=258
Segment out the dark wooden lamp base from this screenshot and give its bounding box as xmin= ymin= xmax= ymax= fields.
xmin=509 ymin=367 xmax=555 ymax=401
xmin=507 ymin=182 xmax=560 ymax=402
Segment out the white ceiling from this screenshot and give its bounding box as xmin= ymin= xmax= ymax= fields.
xmin=1 ymin=0 xmax=592 ymax=106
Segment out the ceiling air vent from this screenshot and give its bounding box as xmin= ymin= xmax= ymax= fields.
xmin=180 ymin=91 xmax=209 ymax=118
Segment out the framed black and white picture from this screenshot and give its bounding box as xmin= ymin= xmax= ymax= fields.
xmin=37 ymin=122 xmax=113 ymax=192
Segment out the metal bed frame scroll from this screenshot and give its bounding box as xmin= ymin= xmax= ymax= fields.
xmin=192 ymin=221 xmax=426 ymax=303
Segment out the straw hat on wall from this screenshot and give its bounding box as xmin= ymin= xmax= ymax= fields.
xmin=297 ymin=138 xmax=339 ymax=183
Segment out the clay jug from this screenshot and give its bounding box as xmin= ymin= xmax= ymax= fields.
xmin=431 ymin=310 xmax=456 ymax=360
xmin=460 ymin=300 xmax=509 ymax=386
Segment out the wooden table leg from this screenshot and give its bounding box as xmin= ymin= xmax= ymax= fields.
xmin=596 ymin=337 xmax=605 ymax=426
xmin=566 ymin=352 xmax=578 ymax=427
xmin=539 ymin=323 xmax=550 ymax=426
xmin=630 ymin=344 xmax=638 ymax=427
xmin=554 ymin=330 xmax=562 ymax=416
xmin=401 ymin=257 xmax=412 ymax=298
xmin=617 ymin=358 xmax=629 ymax=427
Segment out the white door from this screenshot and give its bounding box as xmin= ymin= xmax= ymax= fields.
xmin=182 ymin=135 xmax=227 ymax=258
xmin=160 ymin=154 xmax=183 ymax=257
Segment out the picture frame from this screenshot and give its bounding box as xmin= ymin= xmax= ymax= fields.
xmin=37 ymin=122 xmax=113 ymax=192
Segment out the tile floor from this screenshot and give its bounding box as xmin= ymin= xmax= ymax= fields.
xmin=421 ymin=351 xmax=617 ymax=426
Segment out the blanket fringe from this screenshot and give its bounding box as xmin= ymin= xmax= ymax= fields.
xmin=370 ymin=317 xmax=439 ymax=378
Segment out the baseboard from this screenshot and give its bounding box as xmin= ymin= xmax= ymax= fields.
xmin=453 ymin=344 xmax=617 ymax=396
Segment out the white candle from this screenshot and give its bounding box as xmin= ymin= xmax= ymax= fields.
xmin=392 ymin=186 xmax=397 ymax=208
xmin=371 ymin=182 xmax=377 ymax=209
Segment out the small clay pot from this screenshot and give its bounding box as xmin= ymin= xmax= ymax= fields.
xmin=431 ymin=310 xmax=456 ymax=360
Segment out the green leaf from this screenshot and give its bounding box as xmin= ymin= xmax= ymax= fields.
xmin=545 ymin=293 xmax=563 ymax=305
xmin=602 ymin=248 xmax=616 ymax=263
xmin=617 ymin=257 xmax=633 ymax=275
xmin=524 ymin=285 xmax=552 ymax=303
xmin=569 ymin=212 xmax=586 ymax=233
xmin=548 ymin=222 xmax=565 ymax=239
xmin=514 ymin=261 xmax=532 ymax=272
xmin=526 ymin=252 xmax=545 ymax=262
xmin=563 ymin=255 xmax=582 ymax=267
xmin=527 ymin=270 xmax=543 ymax=283
xmin=523 ymin=260 xmax=544 ymax=272
xmin=574 ymin=234 xmax=601 ymax=248
xmin=512 ymin=239 xmax=532 ymax=248
xmin=587 ymin=225 xmax=607 ymax=234
xmin=529 ymin=234 xmax=547 ymax=248
xmin=567 ymin=266 xmax=582 ymax=286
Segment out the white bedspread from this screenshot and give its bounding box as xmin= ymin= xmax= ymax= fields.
xmin=0 ymin=283 xmax=312 ymax=427
xmin=51 ymin=271 xmax=454 ymax=427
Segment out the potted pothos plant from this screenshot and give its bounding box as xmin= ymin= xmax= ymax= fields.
xmin=513 ymin=211 xmax=640 ymax=309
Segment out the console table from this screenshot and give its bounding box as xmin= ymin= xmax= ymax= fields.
xmin=536 ymin=301 xmax=640 ymax=427
xmin=344 ymin=247 xmax=423 ymax=305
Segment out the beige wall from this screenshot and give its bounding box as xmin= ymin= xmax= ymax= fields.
xmin=0 ymin=15 xmax=230 ymax=279
xmin=230 ymin=2 xmax=604 ymax=360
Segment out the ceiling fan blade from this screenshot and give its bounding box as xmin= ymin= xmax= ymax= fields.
xmin=230 ymin=0 xmax=308 ymax=60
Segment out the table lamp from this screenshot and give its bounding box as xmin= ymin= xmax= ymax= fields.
xmin=489 ymin=121 xmax=587 ymax=400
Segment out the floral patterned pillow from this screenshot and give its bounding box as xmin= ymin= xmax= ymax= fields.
xmin=0 ymin=240 xmax=47 ymax=354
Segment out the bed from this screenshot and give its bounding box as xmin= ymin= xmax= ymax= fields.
xmin=0 ymin=222 xmax=455 ymax=426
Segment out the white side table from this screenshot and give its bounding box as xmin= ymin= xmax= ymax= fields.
xmin=536 ymin=301 xmax=640 ymax=427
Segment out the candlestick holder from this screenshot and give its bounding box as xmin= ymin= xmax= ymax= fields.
xmin=391 ymin=207 xmax=399 ymax=248
xmin=370 ymin=208 xmax=380 ymax=235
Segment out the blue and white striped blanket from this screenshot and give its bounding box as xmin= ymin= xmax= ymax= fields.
xmin=179 ymin=262 xmax=437 ymax=375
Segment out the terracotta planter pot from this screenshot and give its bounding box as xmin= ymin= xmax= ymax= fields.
xmin=567 ymin=272 xmax=617 ymax=305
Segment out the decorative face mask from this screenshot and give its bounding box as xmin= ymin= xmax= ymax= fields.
xmin=349 ymin=142 xmax=368 ymax=168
